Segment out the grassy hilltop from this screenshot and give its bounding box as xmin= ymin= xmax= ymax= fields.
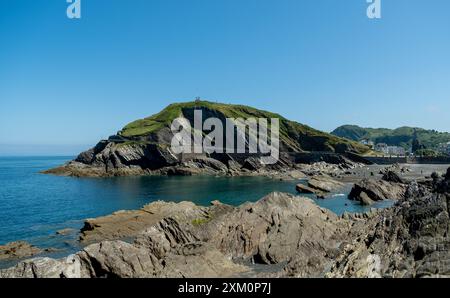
xmin=117 ymin=100 xmax=370 ymax=154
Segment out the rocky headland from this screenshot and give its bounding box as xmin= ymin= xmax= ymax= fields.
xmin=42 ymin=101 xmax=371 ymax=178
xmin=2 ymin=166 xmax=450 ymax=278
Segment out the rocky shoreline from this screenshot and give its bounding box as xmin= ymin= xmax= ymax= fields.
xmin=42 ymin=149 xmax=366 ymax=180
xmin=2 ymin=166 xmax=450 ymax=278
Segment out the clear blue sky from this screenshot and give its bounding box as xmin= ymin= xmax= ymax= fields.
xmin=1 ymin=0 xmax=449 ymax=155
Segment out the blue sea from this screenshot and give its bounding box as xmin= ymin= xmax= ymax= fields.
xmin=0 ymin=156 xmax=392 ymax=264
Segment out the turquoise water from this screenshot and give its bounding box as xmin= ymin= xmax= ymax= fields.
xmin=0 ymin=156 xmax=392 ymax=261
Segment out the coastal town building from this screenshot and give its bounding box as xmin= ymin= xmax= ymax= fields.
xmin=374 ymin=143 xmax=406 ymax=156
xmin=438 ymin=142 xmax=450 ymax=155
xmin=387 ymin=146 xmax=406 ymax=156
xmin=374 ymin=143 xmax=388 ymax=153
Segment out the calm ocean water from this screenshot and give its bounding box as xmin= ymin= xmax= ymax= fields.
xmin=0 ymin=156 xmax=392 ymax=264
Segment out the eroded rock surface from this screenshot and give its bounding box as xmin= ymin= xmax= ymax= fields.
xmin=382 ymin=171 xmax=405 ymax=184
xmin=328 ymin=179 xmax=450 ymax=278
xmin=295 ymin=183 xmax=316 ymax=194
xmin=349 ymin=178 xmax=407 ymax=205
xmin=296 ymin=175 xmax=346 ymax=197
xmin=80 ymin=201 xmax=205 ymax=243
xmin=307 ymin=175 xmax=345 ymax=193
xmin=0 ymin=241 xmax=43 ymax=261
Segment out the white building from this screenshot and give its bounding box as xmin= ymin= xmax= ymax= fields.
xmin=387 ymin=146 xmax=406 ymax=156
xmin=375 ymin=143 xmax=405 ymax=156
xmin=375 ymin=143 xmax=388 ymax=153
xmin=438 ymin=142 xmax=450 ymax=155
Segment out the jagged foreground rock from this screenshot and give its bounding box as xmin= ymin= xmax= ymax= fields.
xmin=0 ymin=193 xmax=349 ymax=278
xmin=2 ymin=173 xmax=450 ymax=278
xmin=328 ymin=176 xmax=450 ymax=278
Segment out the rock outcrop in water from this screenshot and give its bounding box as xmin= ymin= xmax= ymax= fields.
xmin=348 ymin=177 xmax=407 ymax=205
xmin=296 ymin=175 xmax=345 ymax=198
xmin=295 ymin=183 xmax=317 ymax=194
xmin=3 ymin=168 xmax=450 ymax=278
xmin=42 ymin=101 xmax=370 ymax=178
xmin=0 ymin=241 xmax=43 ymax=261
xmin=307 ymin=175 xmax=345 ymax=193
xmin=79 ymin=201 xmax=205 ymax=243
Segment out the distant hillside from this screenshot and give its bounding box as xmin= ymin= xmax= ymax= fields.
xmin=331 ymin=125 xmax=450 ymax=150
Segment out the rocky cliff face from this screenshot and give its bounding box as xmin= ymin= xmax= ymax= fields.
xmin=43 ymin=101 xmax=370 ymax=177
xmin=3 ymin=169 xmax=450 ymax=278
